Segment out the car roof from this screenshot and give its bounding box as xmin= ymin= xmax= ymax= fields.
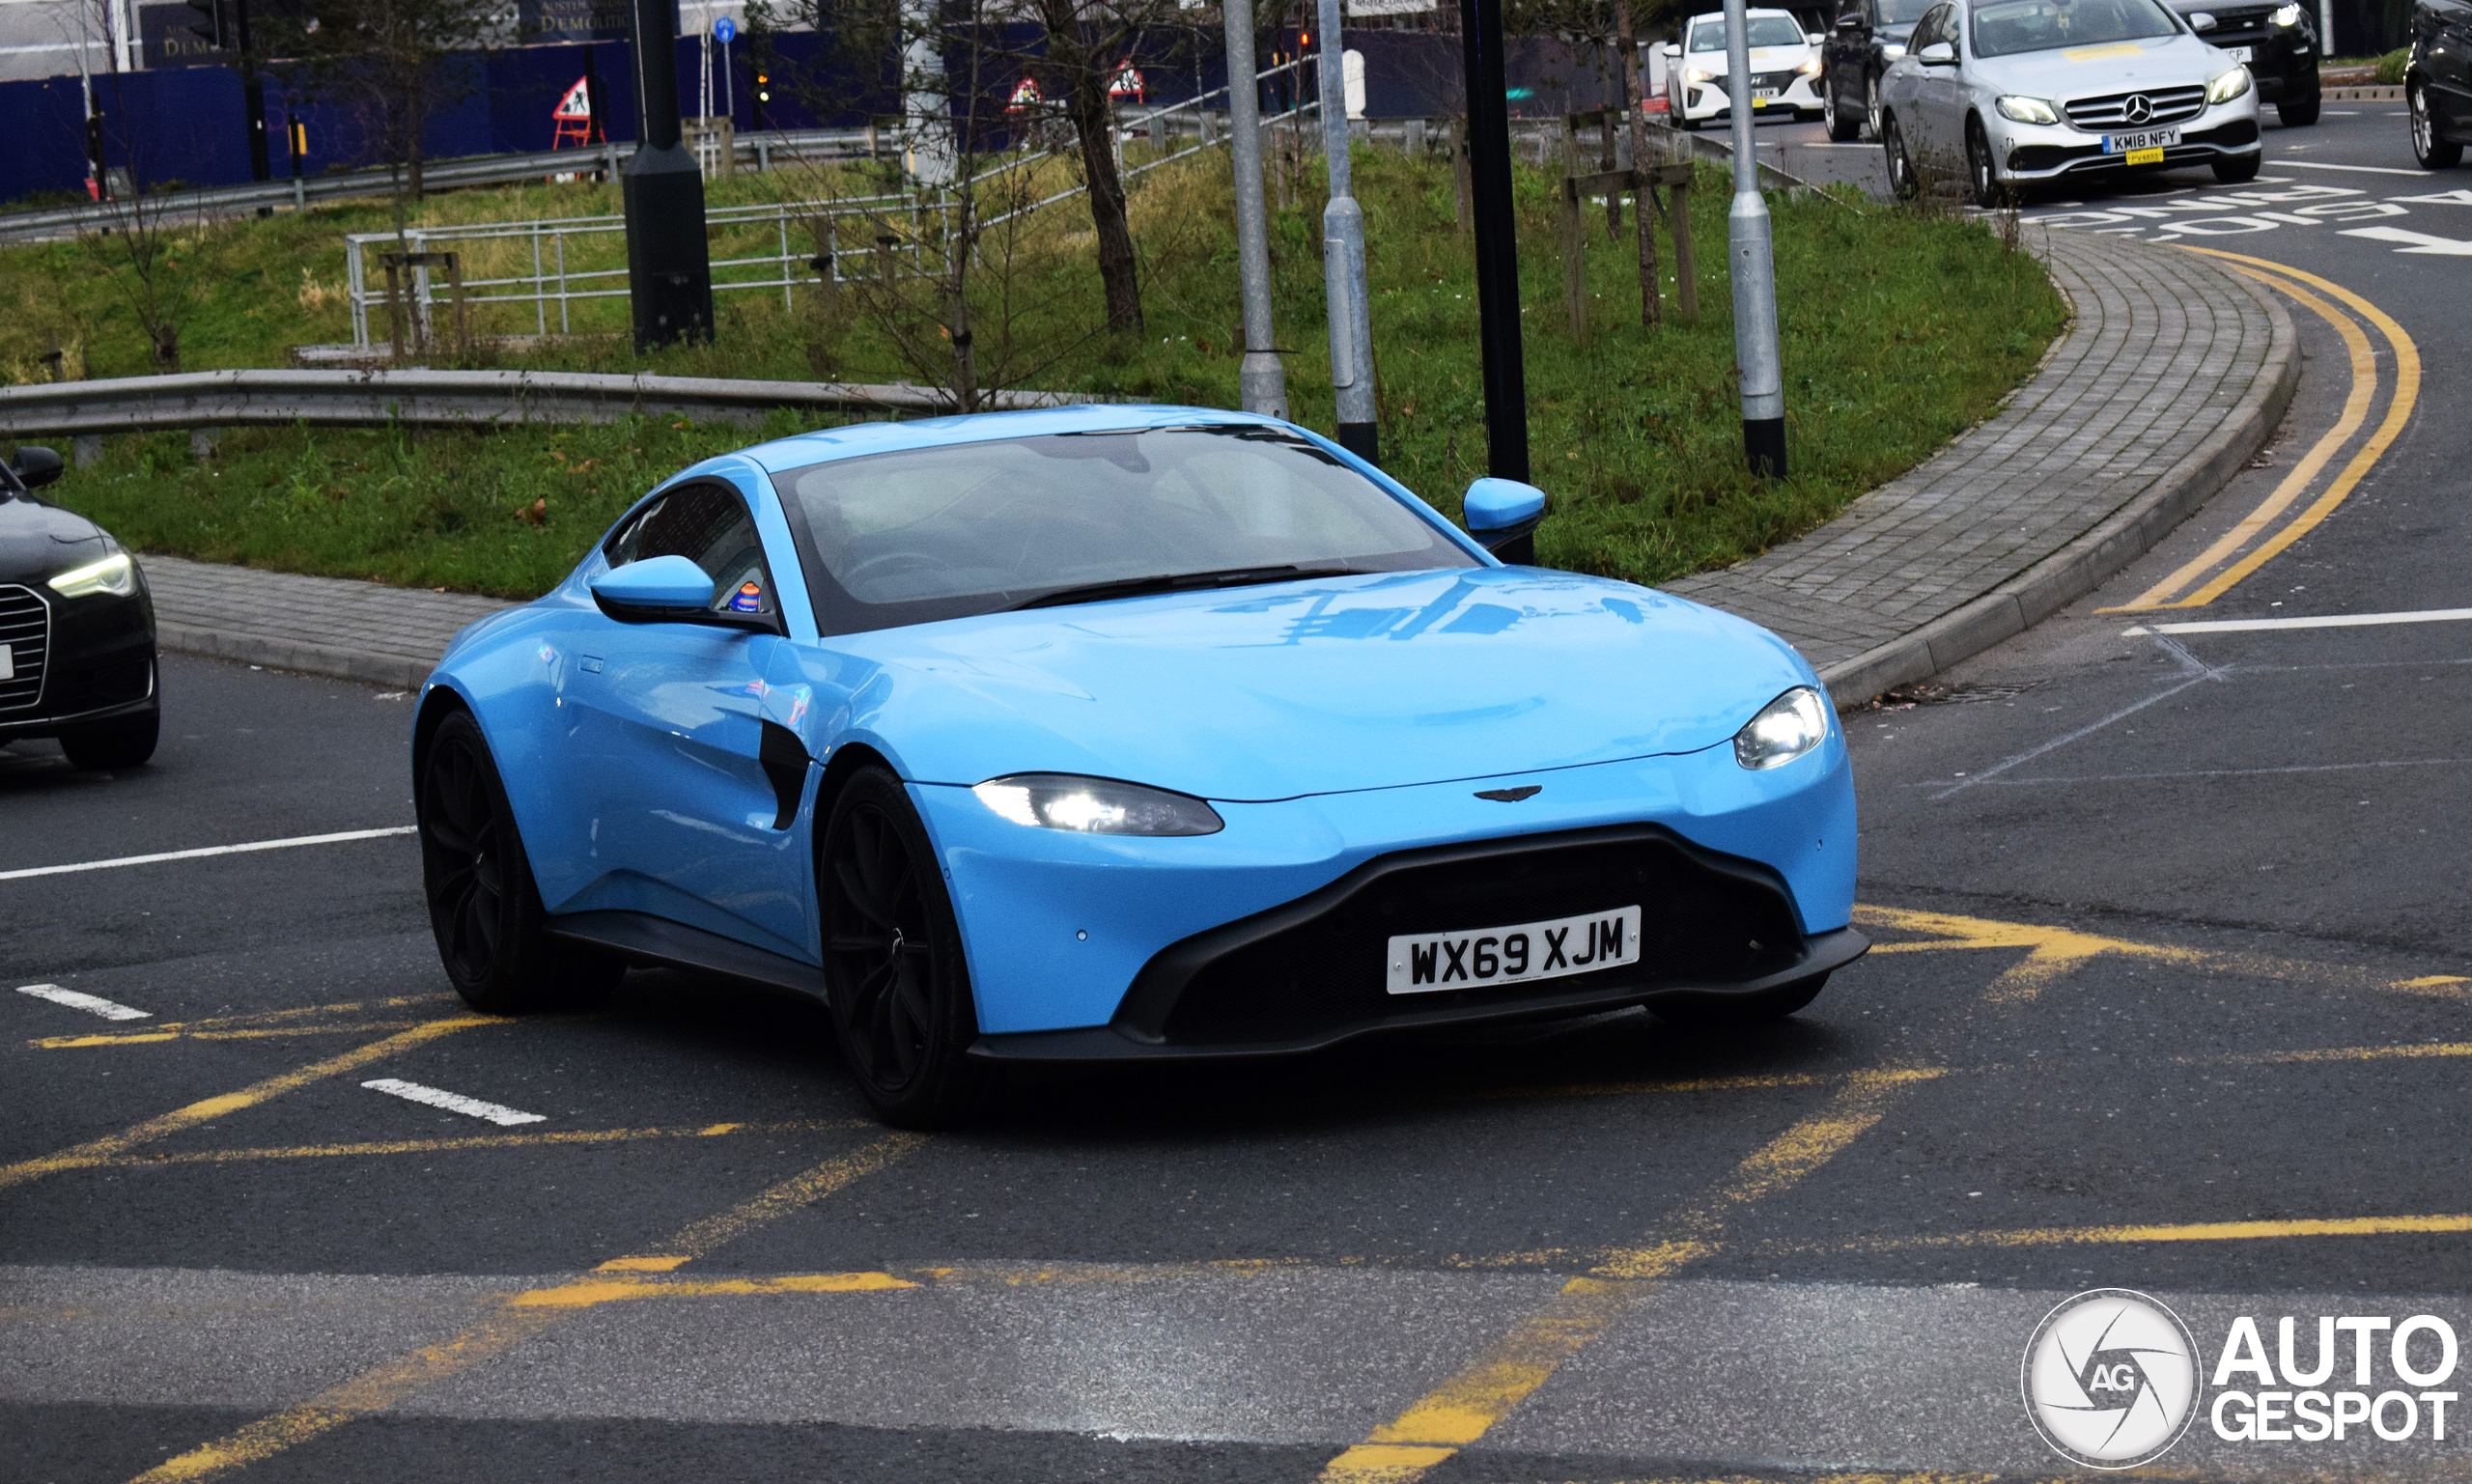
xmin=738 ymin=403 xmax=1288 ymax=477
xmin=1690 ymin=8 xmax=1800 ymax=23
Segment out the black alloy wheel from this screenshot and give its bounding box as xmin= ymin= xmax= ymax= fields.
xmin=1652 ymin=973 xmax=1831 ymax=1028
xmin=418 ymin=710 xmax=621 ymax=1014
xmin=1884 ymin=114 xmax=1920 ymax=199
xmin=1966 ymin=117 xmax=2006 ymax=208
xmin=2412 ymin=85 xmax=2463 ymax=169
xmin=820 ymin=767 xmax=983 ymax=1128
xmin=60 ymin=709 xmax=158 ymax=770
xmin=1828 ymin=72 xmax=1863 ymax=140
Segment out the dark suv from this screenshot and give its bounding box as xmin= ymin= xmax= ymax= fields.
xmin=2406 ymin=0 xmax=2472 ymax=167
xmin=2165 ymin=0 xmax=2321 ymax=125
xmin=1823 ymin=0 xmax=1940 ymax=140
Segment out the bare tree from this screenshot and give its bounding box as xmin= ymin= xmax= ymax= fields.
xmin=73 ymin=0 xmax=211 ymax=373
xmin=267 ymin=0 xmax=505 ymax=229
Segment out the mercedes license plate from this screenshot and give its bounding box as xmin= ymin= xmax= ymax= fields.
xmin=2102 ymin=126 xmax=2181 ymax=156
xmin=1386 ymin=905 xmax=1643 ymax=994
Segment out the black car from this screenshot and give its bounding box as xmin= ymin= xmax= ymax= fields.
xmin=1 ymin=446 xmax=159 ymax=770
xmin=1823 ymin=0 xmax=1937 ymax=141
xmin=2167 ymin=0 xmax=2320 ymax=125
xmin=2407 ymin=0 xmax=2472 ymax=167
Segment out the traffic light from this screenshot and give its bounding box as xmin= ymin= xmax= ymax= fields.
xmin=183 ymin=0 xmax=225 ymax=49
xmin=753 ymin=70 xmax=772 ymax=131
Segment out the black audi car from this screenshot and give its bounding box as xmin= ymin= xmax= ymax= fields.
xmin=1 ymin=446 xmax=159 ymax=770
xmin=2166 ymin=0 xmax=2321 ymax=125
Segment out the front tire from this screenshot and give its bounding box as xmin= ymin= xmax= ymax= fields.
xmin=1652 ymin=973 xmax=1830 ymax=1028
xmin=1966 ymin=116 xmax=2005 ymax=207
xmin=417 ymin=710 xmax=621 ymax=1014
xmin=1828 ymin=74 xmax=1863 ymax=141
xmin=2411 ymin=84 xmax=2463 ymax=168
xmin=2277 ymin=97 xmax=2319 ymax=126
xmin=60 ymin=709 xmax=158 ymax=770
xmin=2211 ymin=151 xmax=2262 ymax=183
xmin=1883 ymin=113 xmax=1920 ymax=200
xmin=820 ymin=767 xmax=985 ymax=1129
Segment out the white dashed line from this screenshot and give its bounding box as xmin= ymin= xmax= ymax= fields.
xmin=361 ymin=1078 xmax=548 ymax=1126
xmin=14 ymin=984 xmax=152 ymax=1021
xmin=2122 ymin=607 xmax=2472 ymax=636
xmin=0 ymin=826 xmax=417 ymax=883
xmin=2274 ymin=160 xmax=2432 ymax=177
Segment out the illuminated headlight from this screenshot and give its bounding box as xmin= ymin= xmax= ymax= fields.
xmin=1880 ymin=42 xmax=1906 ymax=57
xmin=1733 ymin=687 xmax=1832 ymax=770
xmin=2268 ymin=3 xmax=2302 ymax=22
xmin=1684 ymin=66 xmax=1715 ymax=83
xmin=47 ymin=544 xmax=136 ymax=599
xmin=1996 ymin=94 xmax=2061 ymax=124
xmin=1798 ymin=56 xmax=1823 ymax=73
xmin=2206 ymin=65 xmax=2253 ymax=102
xmin=973 ymin=773 xmax=1223 ymax=835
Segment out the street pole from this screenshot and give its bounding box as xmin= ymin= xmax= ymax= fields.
xmin=1457 ymin=0 xmax=1528 ymax=482
xmin=900 ymin=0 xmax=952 ymax=185
xmin=234 ymin=0 xmax=269 ymax=182
xmin=1317 ymin=0 xmax=1375 ymax=462
xmin=624 ymin=0 xmax=716 ymax=348
xmin=1224 ymin=0 xmax=1287 ymax=419
xmin=1721 ymin=0 xmax=1785 ymax=476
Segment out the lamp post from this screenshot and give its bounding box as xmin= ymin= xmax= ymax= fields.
xmin=1721 ymin=0 xmax=1786 ymax=476
xmin=1224 ymin=0 xmax=1287 ymax=419
xmin=1457 ymin=0 xmax=1528 ymax=482
xmin=624 ymin=0 xmax=716 ymax=348
xmin=1317 ymin=0 xmax=1376 ymax=462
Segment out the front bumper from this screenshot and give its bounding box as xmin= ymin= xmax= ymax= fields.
xmin=1681 ymin=71 xmax=1826 ymax=122
xmin=0 ymin=580 xmax=157 ymax=744
xmin=1986 ymin=97 xmax=2261 ymax=182
xmin=913 ymin=729 xmax=1859 ymax=1049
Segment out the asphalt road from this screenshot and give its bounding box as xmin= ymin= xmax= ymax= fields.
xmin=5 ymin=105 xmax=2471 ymax=1484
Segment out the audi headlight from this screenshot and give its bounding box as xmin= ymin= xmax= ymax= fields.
xmin=1996 ymin=94 xmax=2061 ymax=124
xmin=973 ymin=773 xmax=1223 ymax=835
xmin=1880 ymin=42 xmax=1906 ymax=57
xmin=2206 ymin=65 xmax=2252 ymax=102
xmin=47 ymin=543 xmax=136 ymax=600
xmin=1733 ymin=687 xmax=1832 ymax=770
xmin=1684 ymin=66 xmax=1714 ymax=82
xmin=2268 ymin=3 xmax=2301 ymax=23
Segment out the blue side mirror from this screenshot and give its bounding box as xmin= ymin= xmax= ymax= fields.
xmin=592 ymin=554 xmax=715 ymax=615
xmin=1463 ymin=477 xmax=1547 ymax=564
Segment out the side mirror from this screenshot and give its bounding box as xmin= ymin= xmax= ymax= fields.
xmin=1918 ymin=40 xmax=1957 ymax=63
xmin=1464 ymin=477 xmax=1547 ymax=564
xmin=1661 ymin=42 xmax=1682 ymax=56
xmin=1836 ymin=12 xmax=1863 ymax=28
xmin=7 ymin=445 xmax=64 ymax=491
xmin=592 ymin=554 xmax=725 ymax=624
xmin=1808 ymin=31 xmax=1826 ymax=44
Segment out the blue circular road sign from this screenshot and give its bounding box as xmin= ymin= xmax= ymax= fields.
xmin=713 ymin=15 xmax=737 ymax=42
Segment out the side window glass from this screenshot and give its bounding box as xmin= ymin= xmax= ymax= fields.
xmin=603 ymin=484 xmax=777 ymax=617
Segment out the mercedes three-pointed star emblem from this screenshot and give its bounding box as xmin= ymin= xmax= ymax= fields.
xmin=2123 ymin=94 xmax=2154 ymax=125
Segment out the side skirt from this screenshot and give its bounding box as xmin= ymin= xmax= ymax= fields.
xmin=546 ymin=910 xmax=829 ymax=1002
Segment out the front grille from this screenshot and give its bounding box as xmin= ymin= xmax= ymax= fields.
xmin=0 ymin=585 xmax=47 ymax=713
xmin=2065 ymin=84 xmax=2206 ymax=128
xmin=1134 ymin=829 xmax=1805 ymax=1046
xmin=2195 ymin=5 xmax=2274 ymax=42
xmin=1753 ymin=69 xmax=1802 ymax=90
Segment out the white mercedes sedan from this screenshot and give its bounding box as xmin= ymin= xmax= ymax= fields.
xmin=1876 ymin=0 xmax=2262 ymax=204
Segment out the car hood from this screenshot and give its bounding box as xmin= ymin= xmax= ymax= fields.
xmin=0 ymin=495 xmax=107 ymax=583
xmin=1970 ymin=32 xmax=2224 ymax=94
xmin=830 ymin=567 xmax=1816 ymax=801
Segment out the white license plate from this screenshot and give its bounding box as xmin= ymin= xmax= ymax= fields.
xmin=2102 ymin=126 xmax=2182 ymax=154
xmin=0 ymin=643 xmax=12 ymax=681
xmin=1753 ymin=87 xmax=1781 ymax=100
xmin=1386 ymin=905 xmax=1643 ymax=994
xmin=2226 ymin=44 xmax=2254 ymax=62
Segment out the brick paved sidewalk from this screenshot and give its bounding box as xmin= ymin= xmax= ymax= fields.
xmin=136 ymin=226 xmax=2292 ymax=704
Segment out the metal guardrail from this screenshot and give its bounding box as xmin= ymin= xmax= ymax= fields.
xmin=0 ymin=369 xmax=1098 ymax=437
xmin=0 ymin=128 xmax=879 ymax=243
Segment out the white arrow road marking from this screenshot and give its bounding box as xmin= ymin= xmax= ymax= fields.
xmin=2341 ymin=225 xmax=2472 ymax=254
xmin=0 ymin=826 xmax=418 ymax=883
xmin=14 ymin=985 xmax=152 ymax=1021
xmin=2122 ymin=606 xmax=2472 ymax=636
xmin=361 ymin=1078 xmax=547 ymax=1127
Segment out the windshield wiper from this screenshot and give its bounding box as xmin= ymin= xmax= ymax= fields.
xmin=1007 ymin=564 xmax=1368 ymax=611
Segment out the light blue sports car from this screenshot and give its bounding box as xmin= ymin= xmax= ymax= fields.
xmin=413 ymin=406 xmax=1863 ymax=1126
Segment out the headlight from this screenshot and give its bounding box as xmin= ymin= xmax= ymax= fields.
xmin=1798 ymin=56 xmax=1823 ymax=74
xmin=1996 ymin=94 xmax=2060 ymax=124
xmin=2268 ymin=3 xmax=2301 ymax=23
xmin=2206 ymin=65 xmax=2252 ymax=102
xmin=47 ymin=545 xmax=136 ymax=600
xmin=1684 ymin=66 xmax=1714 ymax=83
xmin=1733 ymin=687 xmax=1832 ymax=770
xmin=973 ymin=773 xmax=1224 ymax=836
xmin=1880 ymin=42 xmax=1906 ymax=57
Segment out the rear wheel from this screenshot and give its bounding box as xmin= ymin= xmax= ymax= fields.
xmin=1884 ymin=113 xmax=1920 ymax=199
xmin=1652 ymin=973 xmax=1830 ymax=1028
xmin=2211 ymin=152 xmax=2262 ymax=183
xmin=1828 ymin=73 xmax=1862 ymax=141
xmin=417 ymin=710 xmax=621 ymax=1014
xmin=60 ymin=709 xmax=157 ymax=770
xmin=2277 ymin=97 xmax=2320 ymax=126
xmin=820 ymin=767 xmax=984 ymax=1129
xmin=1866 ymin=72 xmax=1885 ymax=141
xmin=2411 ymin=84 xmax=2462 ymax=168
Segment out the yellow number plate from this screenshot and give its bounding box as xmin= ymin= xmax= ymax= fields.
xmin=2126 ymin=146 xmax=2165 ymax=166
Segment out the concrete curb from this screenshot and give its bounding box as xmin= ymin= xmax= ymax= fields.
xmin=1813 ymin=263 xmax=2299 ymax=705
xmin=156 ymin=624 xmax=436 ymax=691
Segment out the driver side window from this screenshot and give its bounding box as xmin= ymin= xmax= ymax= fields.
xmin=1910 ymin=5 xmax=1952 ymax=49
xmin=604 ymin=483 xmax=777 ymax=618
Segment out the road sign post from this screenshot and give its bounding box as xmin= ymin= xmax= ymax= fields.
xmin=1457 ymin=0 xmax=1528 ymax=483
xmin=1721 ymin=0 xmax=1786 ymax=477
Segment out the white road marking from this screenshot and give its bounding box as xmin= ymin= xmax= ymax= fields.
xmin=0 ymin=826 xmax=417 ymax=883
xmin=14 ymin=984 xmax=151 ymax=1021
xmin=361 ymin=1078 xmax=547 ymax=1127
xmin=2341 ymin=225 xmax=2472 ymax=254
xmin=2274 ymin=160 xmax=2436 ymax=176
xmin=2122 ymin=607 xmax=2472 ymax=636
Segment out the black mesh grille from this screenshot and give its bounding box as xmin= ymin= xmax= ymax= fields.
xmin=1139 ymin=830 xmax=1804 ymax=1046
xmin=0 ymin=585 xmax=47 ymax=713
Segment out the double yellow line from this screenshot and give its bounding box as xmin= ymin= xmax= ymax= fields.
xmin=2106 ymin=248 xmax=2419 ymax=611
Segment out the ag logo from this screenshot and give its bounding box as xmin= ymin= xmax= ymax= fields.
xmin=2022 ymin=1288 xmax=2202 ymax=1469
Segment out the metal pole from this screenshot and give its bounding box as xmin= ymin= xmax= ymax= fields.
xmin=624 ymin=0 xmax=717 ymax=347
xmin=1458 ymin=0 xmax=1528 ymax=482
xmin=1225 ymin=0 xmax=1287 ymax=419
xmin=1317 ymin=0 xmax=1375 ymax=462
xmin=1721 ymin=0 xmax=1785 ymax=476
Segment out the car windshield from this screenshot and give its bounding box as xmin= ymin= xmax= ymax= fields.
xmin=1689 ymin=14 xmax=1808 ymax=49
xmin=771 ymin=424 xmax=1478 ymax=634
xmin=1877 ymin=0 xmax=1933 ymax=22
xmin=1970 ymin=0 xmax=2179 ymax=55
